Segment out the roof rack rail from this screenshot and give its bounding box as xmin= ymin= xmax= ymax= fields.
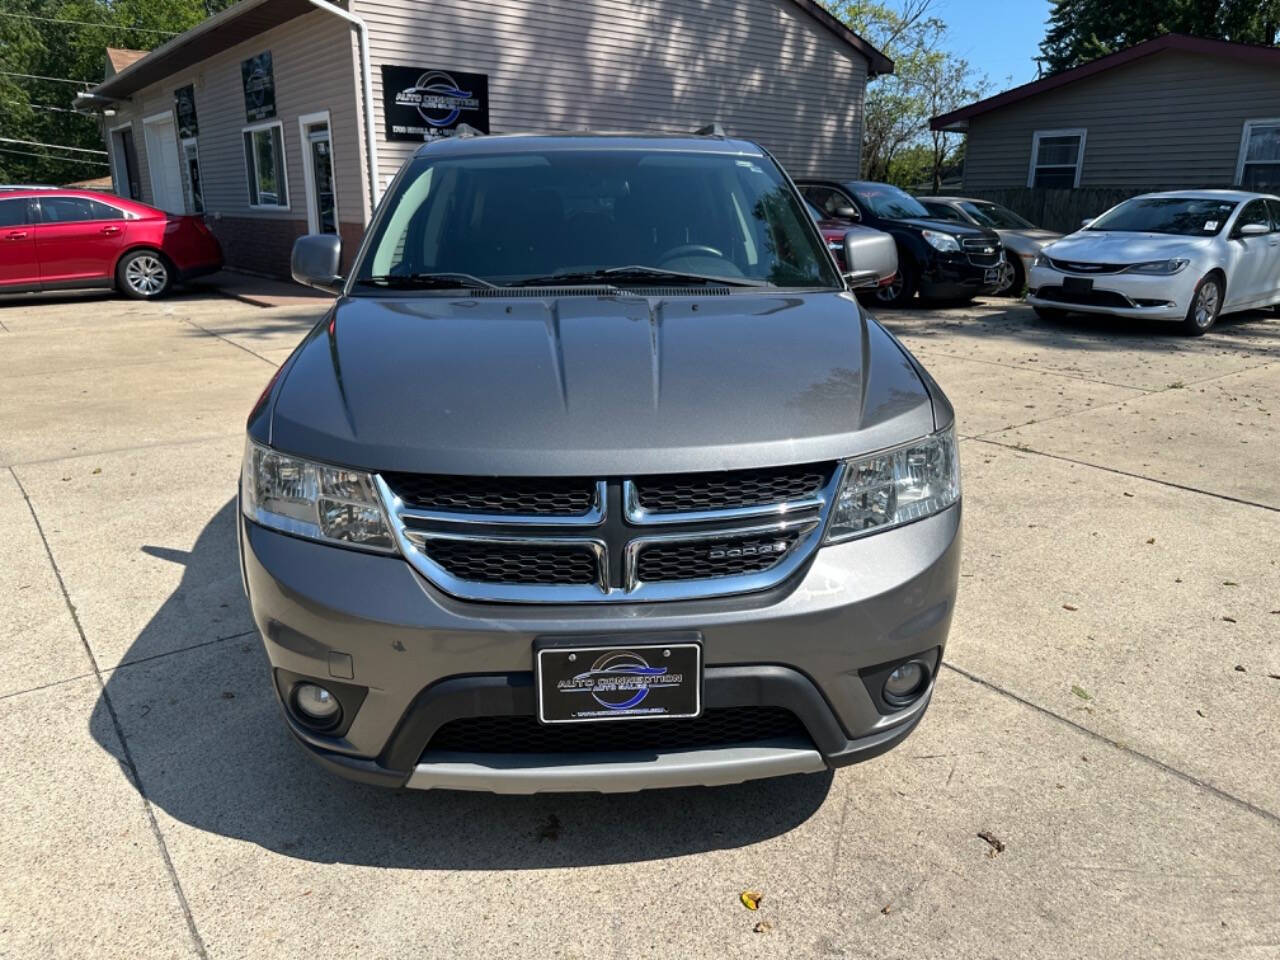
xmin=693 ymin=123 xmax=726 ymax=137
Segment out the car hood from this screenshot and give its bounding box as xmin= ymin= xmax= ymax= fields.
xmin=1045 ymin=231 xmax=1211 ymax=261
xmin=896 ymin=217 xmax=997 ymax=240
xmin=998 ymin=228 xmax=1059 ymax=243
xmin=268 ymin=292 xmax=936 ymax=476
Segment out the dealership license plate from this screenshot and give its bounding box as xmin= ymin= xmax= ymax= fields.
xmin=535 ymin=640 xmax=702 ymax=723
xmin=1063 ymin=275 xmax=1094 ymax=294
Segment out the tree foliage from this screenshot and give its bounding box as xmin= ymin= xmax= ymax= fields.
xmin=824 ymin=0 xmax=989 ymax=188
xmin=0 ymin=1 xmax=233 ymax=184
xmin=1038 ymin=0 xmax=1280 ymax=74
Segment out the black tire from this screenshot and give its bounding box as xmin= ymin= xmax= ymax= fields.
xmin=871 ymin=257 xmax=917 ymax=308
xmin=1032 ymin=305 xmax=1070 ymax=321
xmin=1180 ymin=273 xmax=1222 ymax=336
xmin=116 ymin=249 xmax=173 ymax=300
xmin=1002 ymin=257 xmax=1025 ymax=297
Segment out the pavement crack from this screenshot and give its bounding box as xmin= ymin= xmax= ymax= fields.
xmin=941 ymin=660 xmax=1280 ymax=828
xmin=180 ymin=316 xmax=278 ymax=366
xmin=969 ymin=437 xmax=1279 ymax=512
xmin=0 ymin=671 xmax=98 ymax=702
xmin=103 ymin=629 xmax=259 ymax=675
xmin=9 ymin=466 xmax=211 ymax=960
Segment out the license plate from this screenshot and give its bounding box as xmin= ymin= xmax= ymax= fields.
xmin=535 ymin=639 xmax=702 ymax=723
xmin=1063 ymin=275 xmax=1094 ymax=294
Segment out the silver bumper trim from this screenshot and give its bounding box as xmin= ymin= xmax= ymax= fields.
xmin=405 ymin=739 xmax=826 ymax=793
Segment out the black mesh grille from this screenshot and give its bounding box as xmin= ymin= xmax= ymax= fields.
xmin=633 ymin=465 xmax=829 ymax=514
xmin=425 ymin=707 xmax=808 ymax=754
xmin=425 ymin=540 xmax=598 ymax=585
xmin=1036 ymin=285 xmax=1132 ymax=308
xmin=637 ymin=531 xmax=801 ymax=582
xmin=384 ymin=473 xmax=596 ymax=516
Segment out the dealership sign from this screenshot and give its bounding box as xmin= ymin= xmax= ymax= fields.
xmin=381 ymin=65 xmax=489 ymax=141
xmin=174 ymin=84 xmax=198 ymax=139
xmin=241 ymin=51 xmax=276 ymax=122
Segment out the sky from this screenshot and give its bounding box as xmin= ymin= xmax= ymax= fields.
xmin=933 ymin=0 xmax=1053 ymax=92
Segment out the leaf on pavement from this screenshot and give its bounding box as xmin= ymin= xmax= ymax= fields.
xmin=740 ymin=890 xmax=763 ymax=911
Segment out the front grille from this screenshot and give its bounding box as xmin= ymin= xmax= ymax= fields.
xmin=425 ymin=706 xmax=808 ymax=754
xmin=637 ymin=531 xmax=801 ymax=583
xmin=1036 ymin=285 xmax=1132 ymax=308
xmin=1047 ymin=257 xmax=1126 ymax=275
xmin=962 ymin=238 xmax=1001 ymax=267
xmin=383 ymin=473 xmax=596 ymax=517
xmin=632 ymin=465 xmax=830 ymax=514
xmin=424 ymin=540 xmax=598 ymax=585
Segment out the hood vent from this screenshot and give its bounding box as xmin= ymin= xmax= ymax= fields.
xmin=464 ymin=286 xmax=732 ymax=298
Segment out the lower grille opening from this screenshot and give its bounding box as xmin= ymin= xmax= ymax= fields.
xmin=637 ymin=531 xmax=801 ymax=583
xmin=424 ymin=540 xmax=598 ymax=586
xmin=424 ymin=707 xmax=809 ymax=754
xmin=1036 ymin=285 xmax=1132 ymax=308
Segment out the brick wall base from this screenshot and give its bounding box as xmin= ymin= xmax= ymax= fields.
xmin=208 ymin=217 xmax=365 ymax=278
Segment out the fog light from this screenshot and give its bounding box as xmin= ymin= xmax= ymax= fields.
xmin=294 ymin=682 xmax=341 ymax=727
xmin=883 ymin=661 xmax=927 ymax=706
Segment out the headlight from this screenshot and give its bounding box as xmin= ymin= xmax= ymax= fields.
xmin=825 ymin=426 xmax=960 ymax=543
xmin=921 ymin=229 xmax=961 ymax=254
xmin=1032 ymin=252 xmax=1048 ymax=267
xmin=241 ymin=439 xmax=394 ymax=551
xmin=1124 ymin=258 xmax=1190 ymax=275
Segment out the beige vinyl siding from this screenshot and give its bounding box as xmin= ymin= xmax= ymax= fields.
xmin=104 ymin=10 xmax=365 ymax=222
xmin=962 ymin=50 xmax=1280 ymax=190
xmin=351 ymin=0 xmax=867 ymax=186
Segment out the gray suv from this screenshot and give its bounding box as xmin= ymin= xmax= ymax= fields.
xmin=240 ymin=133 xmax=961 ymax=794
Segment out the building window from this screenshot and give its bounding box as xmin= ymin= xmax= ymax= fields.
xmin=242 ymin=121 xmax=288 ymax=208
xmin=1028 ymin=129 xmax=1086 ymax=188
xmin=1236 ymin=120 xmax=1280 ymax=192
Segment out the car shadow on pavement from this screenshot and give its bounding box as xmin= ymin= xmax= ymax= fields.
xmin=92 ymin=499 xmax=833 ymax=869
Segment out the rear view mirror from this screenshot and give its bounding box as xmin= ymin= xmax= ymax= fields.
xmin=843 ymin=228 xmax=898 ymax=290
xmin=1238 ymin=222 xmax=1269 ymax=237
xmin=291 ymin=234 xmax=344 ymax=293
xmin=835 ymin=205 xmax=860 ymax=221
xmin=1080 ymin=217 xmax=1095 ymax=228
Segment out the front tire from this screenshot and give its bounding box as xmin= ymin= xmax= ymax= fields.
xmin=997 ymin=257 xmax=1025 ymax=297
xmin=1181 ymin=274 xmax=1222 ymax=336
xmin=117 ymin=250 xmax=172 ymax=300
xmin=872 ymin=257 xmax=917 ymax=308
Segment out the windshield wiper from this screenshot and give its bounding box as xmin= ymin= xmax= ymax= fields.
xmin=512 ymin=266 xmax=769 ymax=288
xmin=355 ymin=272 xmax=497 ymax=289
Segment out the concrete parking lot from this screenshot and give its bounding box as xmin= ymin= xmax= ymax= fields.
xmin=1 ymin=285 xmax=1277 ymax=959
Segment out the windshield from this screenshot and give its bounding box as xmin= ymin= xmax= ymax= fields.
xmin=357 ymin=148 xmax=840 ymax=289
xmin=851 ymin=184 xmax=930 ymax=220
xmin=961 ymin=201 xmax=1033 ymax=229
xmin=1087 ymin=197 xmax=1238 ymax=236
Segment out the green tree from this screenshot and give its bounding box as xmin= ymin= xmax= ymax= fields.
xmin=1038 ymin=0 xmax=1280 ymax=75
xmin=0 ymin=0 xmax=232 ymax=184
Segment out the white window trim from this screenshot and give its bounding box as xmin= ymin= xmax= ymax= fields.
xmin=141 ymin=110 xmax=181 ymax=209
xmin=1235 ymin=118 xmax=1280 ymax=187
xmin=180 ymin=136 xmax=203 ymax=215
xmin=1028 ymin=128 xmax=1087 ymax=188
xmin=297 ymin=110 xmax=337 ymax=234
xmin=107 ymin=120 xmax=134 ymax=198
xmin=241 ymin=118 xmax=291 ymax=211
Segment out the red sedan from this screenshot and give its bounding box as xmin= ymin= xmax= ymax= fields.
xmin=0 ymin=189 xmax=222 ymax=300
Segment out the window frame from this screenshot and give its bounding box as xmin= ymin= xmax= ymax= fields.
xmin=0 ymin=196 xmax=31 ymax=227
xmin=297 ymin=109 xmax=337 ymax=234
xmin=1027 ymin=128 xmax=1087 ymax=189
xmin=107 ymin=120 xmax=138 ymax=200
xmin=33 ymin=195 xmax=127 ymax=225
xmin=241 ymin=119 xmax=290 ymax=210
xmin=1235 ymin=118 xmax=1280 ymax=190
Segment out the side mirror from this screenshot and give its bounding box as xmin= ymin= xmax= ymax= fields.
xmin=1080 ymin=217 xmax=1095 ymax=228
xmin=835 ymin=205 xmax=860 ymax=221
xmin=1238 ymin=222 xmax=1269 ymax=237
xmin=291 ymin=234 xmax=343 ymax=292
xmin=843 ymin=228 xmax=898 ymax=289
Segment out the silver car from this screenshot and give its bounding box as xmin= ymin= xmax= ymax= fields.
xmin=919 ymin=196 xmax=1060 ymax=295
xmin=242 ymin=133 xmax=962 ymax=794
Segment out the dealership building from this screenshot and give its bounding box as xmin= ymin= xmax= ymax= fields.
xmin=75 ymin=0 xmax=890 ymax=276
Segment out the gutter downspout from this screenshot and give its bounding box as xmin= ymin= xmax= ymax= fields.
xmin=305 ymin=0 xmax=380 ymax=217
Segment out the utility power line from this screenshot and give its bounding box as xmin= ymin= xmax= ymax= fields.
xmin=0 ymin=70 xmax=95 ymax=87
xmin=0 ymin=137 xmax=107 ymax=156
xmin=2 ymin=99 xmax=89 ymax=115
xmin=0 ymin=146 xmax=107 ymax=167
xmin=0 ymin=10 xmax=178 ymax=36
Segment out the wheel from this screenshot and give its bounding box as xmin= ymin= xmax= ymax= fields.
xmin=872 ymin=257 xmax=917 ymax=307
xmin=1032 ymin=305 xmax=1069 ymax=321
xmin=117 ymin=250 xmax=172 ymax=299
xmin=997 ymin=257 xmax=1024 ymax=296
xmin=1181 ymin=274 xmax=1222 ymax=336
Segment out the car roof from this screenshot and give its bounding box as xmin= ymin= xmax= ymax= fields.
xmin=1131 ymin=189 xmax=1279 ymax=203
xmin=0 ymin=187 xmax=154 ymax=209
xmin=411 ymin=132 xmax=768 ymax=158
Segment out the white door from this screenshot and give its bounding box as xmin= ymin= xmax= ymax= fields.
xmin=143 ymin=113 xmax=185 ymax=213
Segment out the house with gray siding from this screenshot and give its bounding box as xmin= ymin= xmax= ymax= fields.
xmin=931 ymin=34 xmax=1280 ymax=195
xmin=73 ymin=0 xmax=890 ymax=277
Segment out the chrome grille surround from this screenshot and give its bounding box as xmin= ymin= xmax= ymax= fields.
xmin=373 ymin=466 xmax=842 ymax=604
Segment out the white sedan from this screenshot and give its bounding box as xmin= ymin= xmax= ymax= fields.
xmin=1027 ymin=189 xmax=1280 ymax=335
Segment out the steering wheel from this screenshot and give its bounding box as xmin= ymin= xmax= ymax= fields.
xmin=658 ymin=243 xmax=725 ymax=263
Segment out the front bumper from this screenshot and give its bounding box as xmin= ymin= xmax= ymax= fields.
xmin=1027 ymin=264 xmax=1194 ymax=319
xmin=920 ymin=252 xmax=1003 ymax=299
xmin=240 ymin=503 xmax=961 ymax=792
